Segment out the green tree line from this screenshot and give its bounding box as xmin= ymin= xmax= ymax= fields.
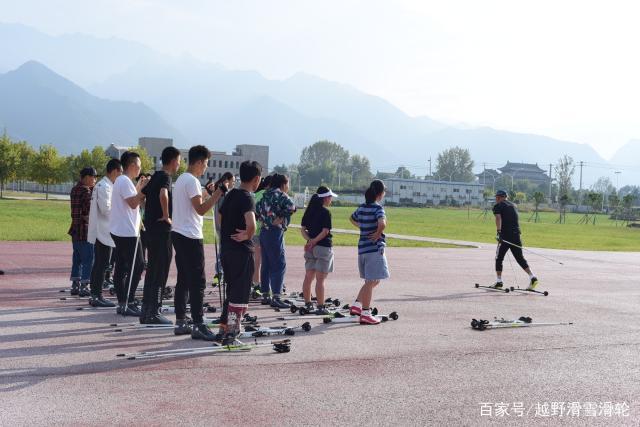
xmin=0 ymin=133 xmax=153 ymax=199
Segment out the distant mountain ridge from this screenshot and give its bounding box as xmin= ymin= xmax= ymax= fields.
xmin=0 ymin=61 xmax=181 ymax=154
xmin=0 ymin=22 xmax=619 ymax=184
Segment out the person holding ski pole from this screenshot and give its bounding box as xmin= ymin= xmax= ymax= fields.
xmin=171 ymin=145 xmax=225 ymax=340
xmin=492 ymin=189 xmax=539 ymax=290
xmin=217 ymin=160 xmax=262 ymax=342
xmin=109 ymin=151 xmax=149 ymax=316
xmin=349 ymin=180 xmax=389 ymax=325
xmin=300 ymin=186 xmax=337 ymax=315
xmin=87 ymin=158 xmax=122 ymax=307
xmin=256 ymin=173 xmax=297 ymax=308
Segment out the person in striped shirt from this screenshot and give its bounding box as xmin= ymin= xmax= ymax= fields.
xmin=349 ymin=180 xmax=389 ymax=325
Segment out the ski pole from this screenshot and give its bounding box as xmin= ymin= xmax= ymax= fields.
xmin=500 ymin=239 xmax=564 ymax=265
xmin=123 ymin=233 xmax=141 ymax=317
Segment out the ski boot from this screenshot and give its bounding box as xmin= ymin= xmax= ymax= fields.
xmin=191 ymin=323 xmax=217 ymax=341
xmin=491 ymin=281 xmax=504 ymax=289
xmin=314 ymin=304 xmax=330 ymax=316
xmin=270 ymin=296 xmax=290 ymax=309
xmin=527 ymin=277 xmax=539 ymax=291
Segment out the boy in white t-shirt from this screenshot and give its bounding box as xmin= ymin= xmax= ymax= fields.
xmin=109 ymin=151 xmax=149 ymax=316
xmin=172 ymin=145 xmax=224 ymax=340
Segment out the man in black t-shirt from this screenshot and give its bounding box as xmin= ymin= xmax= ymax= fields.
xmin=140 ymin=146 xmax=181 ymax=324
xmin=492 ymin=190 xmax=538 ymax=290
xmin=218 ymin=160 xmax=262 ymax=342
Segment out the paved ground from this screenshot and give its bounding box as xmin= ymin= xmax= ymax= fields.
xmin=1 ymin=241 xmax=639 ymax=426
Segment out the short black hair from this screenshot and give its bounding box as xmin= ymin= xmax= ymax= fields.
xmin=161 ymin=146 xmax=181 ymax=165
xmin=106 ymin=159 xmax=122 ymax=174
xmin=220 ymin=171 xmax=234 ymax=182
xmin=239 ymin=161 xmax=262 ymax=183
xmin=120 ymin=151 xmax=141 ymax=170
xmin=188 ymin=145 xmax=211 ymax=165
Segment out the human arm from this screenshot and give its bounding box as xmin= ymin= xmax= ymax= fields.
xmin=158 ymin=187 xmax=171 ymax=224
xmin=368 ymin=218 xmax=387 ymax=242
xmin=231 ymin=211 xmax=257 ymax=242
xmin=191 ymin=187 xmax=223 ymax=216
xmin=125 ymin=176 xmax=149 ymax=209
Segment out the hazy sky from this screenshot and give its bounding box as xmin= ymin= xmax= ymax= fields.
xmin=2 ymin=0 xmax=639 ymax=159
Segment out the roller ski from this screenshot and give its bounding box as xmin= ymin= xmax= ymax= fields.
xmin=474 ymin=282 xmax=510 ymax=293
xmin=471 ymin=316 xmax=572 ymax=331
xmin=239 ymin=322 xmax=312 ymax=338
xmin=277 ymin=307 xmax=377 ymax=321
xmin=510 ymin=277 xmax=548 ymax=296
xmin=323 ymin=311 xmax=399 ymax=324
xmin=117 ymin=339 xmax=292 ymax=360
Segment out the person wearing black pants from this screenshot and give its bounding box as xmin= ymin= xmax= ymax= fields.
xmin=218 ymin=160 xmax=262 ymax=342
xmin=108 ymin=151 xmax=149 ymax=316
xmin=492 ymin=190 xmax=538 ymax=290
xmin=140 ymin=146 xmax=182 ymax=324
xmin=171 ymin=145 xmax=224 ymax=340
xmin=88 ymin=158 xmax=122 ymax=307
xmin=172 ymin=231 xmax=206 ymax=324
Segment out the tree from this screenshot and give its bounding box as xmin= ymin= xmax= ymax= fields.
xmin=298 ymin=140 xmax=350 ymax=187
xmin=66 ymin=146 xmax=111 ymax=181
xmin=514 ymin=192 xmax=527 ymax=204
xmin=529 ymin=191 xmax=545 ymax=223
xmin=394 ymin=166 xmax=415 ymax=180
xmin=0 ymin=133 xmax=19 ymax=198
xmin=434 ymin=147 xmax=475 ymax=182
xmin=130 ymin=146 xmax=154 ymax=173
xmin=30 ymin=145 xmax=66 ymax=200
xmin=554 ymin=155 xmax=575 ymax=203
xmin=349 ymin=155 xmax=373 ymax=187
xmin=272 ymin=164 xmax=289 ymax=175
xmin=591 ymin=176 xmax=615 ymax=196
xmin=13 ymin=141 xmax=36 ymax=190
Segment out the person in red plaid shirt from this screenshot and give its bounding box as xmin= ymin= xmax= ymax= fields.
xmin=68 ymin=167 xmax=98 ymax=296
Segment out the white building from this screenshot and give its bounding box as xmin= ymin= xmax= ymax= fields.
xmin=385 ymin=178 xmax=484 ymax=206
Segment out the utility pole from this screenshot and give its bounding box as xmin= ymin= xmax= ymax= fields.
xmin=548 ymin=163 xmax=553 ymax=204
xmin=483 ymin=162 xmax=486 ymax=186
xmin=578 ymin=161 xmax=584 ymax=210
xmin=428 ymin=157 xmax=432 ymax=178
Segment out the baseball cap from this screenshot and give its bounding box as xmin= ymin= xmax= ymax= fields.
xmin=495 ymin=190 xmax=508 ymax=197
xmin=80 ymin=167 xmax=97 ymax=178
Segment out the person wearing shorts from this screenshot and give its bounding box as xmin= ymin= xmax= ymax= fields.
xmin=300 ymin=186 xmax=337 ymax=315
xmin=349 ymin=180 xmax=389 ymax=325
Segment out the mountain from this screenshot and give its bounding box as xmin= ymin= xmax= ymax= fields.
xmin=0 ymin=22 xmax=157 ymax=87
xmin=0 ymin=61 xmax=182 ymax=154
xmin=611 ymin=140 xmax=640 ymax=166
xmin=2 ymin=22 xmax=612 ymax=181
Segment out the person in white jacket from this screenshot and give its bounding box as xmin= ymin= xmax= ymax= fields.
xmin=87 ymin=159 xmax=123 ymax=307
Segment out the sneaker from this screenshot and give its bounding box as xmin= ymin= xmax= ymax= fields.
xmin=117 ymin=304 xmax=142 ymax=317
xmin=360 ymin=310 xmax=381 ymax=325
xmin=349 ymin=303 xmax=362 ymax=316
xmin=261 ymin=296 xmax=272 ymax=305
xmin=79 ymin=284 xmax=91 ymax=297
xmin=527 ymin=277 xmax=539 ymax=291
xmin=141 ymin=312 xmax=173 ymax=325
xmin=70 ymin=281 xmax=80 ymax=296
xmin=89 ymin=295 xmax=116 ymax=308
xmin=270 ymin=298 xmax=290 ymax=309
xmin=174 ymin=319 xmax=192 ymax=335
xmin=191 ymin=323 xmax=217 ymax=341
xmin=314 ymin=305 xmax=330 ymax=315
xmin=492 ymin=281 xmax=503 ymax=289
xmin=126 ymin=303 xmax=142 ymax=316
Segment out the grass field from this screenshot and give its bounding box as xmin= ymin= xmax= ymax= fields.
xmin=1 ymin=198 xmax=638 ymax=251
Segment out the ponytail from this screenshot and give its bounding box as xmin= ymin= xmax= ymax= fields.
xmin=301 ymin=194 xmax=323 ymax=225
xmin=365 ymin=179 xmax=386 ymax=204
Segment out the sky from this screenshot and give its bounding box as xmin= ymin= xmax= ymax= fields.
xmin=2 ymin=0 xmax=639 ymax=160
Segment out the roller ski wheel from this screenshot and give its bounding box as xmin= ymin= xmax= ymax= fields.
xmin=289 ymin=305 xmax=299 ymax=313
xmin=298 ymin=306 xmax=310 ymax=315
xmin=301 ymin=322 xmax=312 ymax=332
xmin=284 ymin=328 xmax=295 ymax=336
xmin=109 ymin=287 xmax=115 ymax=296
xmin=273 ymin=342 xmax=291 ymax=353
